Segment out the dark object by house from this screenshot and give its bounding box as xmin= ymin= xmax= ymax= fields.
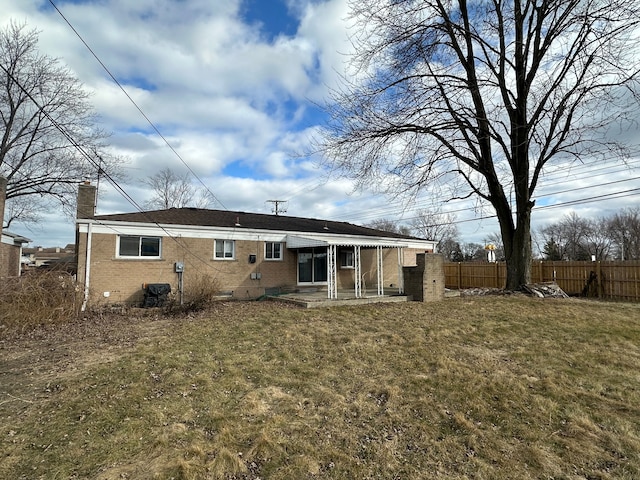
xmin=143 ymin=283 xmax=171 ymax=307
xmin=581 ymin=271 xmax=599 ymax=297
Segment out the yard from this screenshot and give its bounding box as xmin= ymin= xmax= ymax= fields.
xmin=1 ymin=296 xmax=639 ymax=479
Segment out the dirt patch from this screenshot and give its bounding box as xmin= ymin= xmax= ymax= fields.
xmin=0 ymin=309 xmax=173 ymax=405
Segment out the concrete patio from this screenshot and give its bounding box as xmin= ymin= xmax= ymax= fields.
xmin=266 ymin=288 xmax=412 ymax=308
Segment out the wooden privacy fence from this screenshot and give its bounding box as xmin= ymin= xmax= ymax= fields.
xmin=444 ymin=261 xmax=640 ymax=302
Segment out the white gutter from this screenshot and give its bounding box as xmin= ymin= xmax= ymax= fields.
xmin=81 ymin=222 xmax=93 ymax=312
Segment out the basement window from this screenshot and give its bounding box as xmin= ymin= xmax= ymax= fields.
xmin=118 ymin=236 xmax=161 ymax=258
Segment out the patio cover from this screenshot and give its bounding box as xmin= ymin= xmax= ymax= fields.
xmin=285 ymin=234 xmax=407 ymax=299
xmin=285 ymin=234 xmax=409 ymax=249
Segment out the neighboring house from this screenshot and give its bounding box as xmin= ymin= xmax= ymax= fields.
xmin=23 ymin=244 xmax=76 ymax=271
xmin=0 ymin=176 xmax=32 ymax=279
xmin=1 ymin=230 xmax=31 ymax=279
xmin=75 ymin=183 xmax=437 ymax=307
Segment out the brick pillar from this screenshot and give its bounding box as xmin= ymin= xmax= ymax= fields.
xmin=77 ymin=181 xmax=96 ymax=219
xmin=423 ymin=253 xmax=445 ymax=301
xmin=403 ymin=253 xmax=445 ymax=302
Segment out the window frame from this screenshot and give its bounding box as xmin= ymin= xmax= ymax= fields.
xmin=264 ymin=241 xmax=283 ymax=261
xmin=117 ymin=235 xmax=162 ymax=259
xmin=340 ymin=249 xmax=355 ymax=269
xmin=214 ymin=239 xmax=235 ymax=260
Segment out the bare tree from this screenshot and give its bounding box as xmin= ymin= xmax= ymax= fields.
xmin=410 ymin=208 xmax=459 ymax=250
xmin=365 ymin=218 xmax=412 ymax=235
xmin=539 ymin=212 xmax=588 ymax=260
xmin=0 ymin=22 xmax=119 ymax=228
xmin=438 ymin=238 xmax=464 ymax=262
xmin=560 ymin=212 xmax=591 ymax=260
xmin=583 ymin=217 xmax=613 ymax=261
xmin=538 ymin=212 xmax=614 ymax=260
xmin=143 ymin=168 xmax=213 ymax=210
xmin=461 ymin=242 xmax=486 ymax=262
xmin=608 ymin=207 xmax=640 ymax=260
xmin=321 ymin=0 xmax=640 ymax=289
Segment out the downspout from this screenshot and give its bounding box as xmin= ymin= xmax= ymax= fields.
xmin=81 ymin=222 xmax=93 ymax=312
xmin=18 ymin=244 xmax=24 ymax=277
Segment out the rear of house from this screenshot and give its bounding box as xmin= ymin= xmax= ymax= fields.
xmin=75 ymin=183 xmax=437 ymax=307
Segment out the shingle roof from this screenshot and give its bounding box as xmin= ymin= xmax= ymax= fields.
xmin=92 ymin=208 xmax=423 ymax=241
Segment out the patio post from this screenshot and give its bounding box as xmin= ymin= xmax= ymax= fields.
xmin=327 ymin=245 xmax=337 ymax=299
xmin=354 ymin=245 xmax=362 ymax=298
xmin=377 ymin=246 xmax=384 ymax=296
xmin=397 ymin=247 xmax=405 ymax=294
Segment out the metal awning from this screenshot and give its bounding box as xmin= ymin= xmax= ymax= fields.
xmin=284 ymin=234 xmax=410 ymax=300
xmin=285 ymin=234 xmax=409 ymax=249
xmin=285 ymin=235 xmax=329 ymax=249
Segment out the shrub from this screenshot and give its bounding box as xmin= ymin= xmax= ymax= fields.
xmin=164 ymin=273 xmax=221 ymax=315
xmin=0 ymin=271 xmax=82 ymax=333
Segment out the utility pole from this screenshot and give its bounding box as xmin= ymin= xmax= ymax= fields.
xmin=267 ymin=200 xmax=288 ymax=216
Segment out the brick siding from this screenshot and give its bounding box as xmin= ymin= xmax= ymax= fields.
xmin=77 ymin=231 xmax=431 ymax=306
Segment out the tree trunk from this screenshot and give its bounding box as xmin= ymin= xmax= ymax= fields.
xmin=502 ymin=206 xmax=533 ymax=290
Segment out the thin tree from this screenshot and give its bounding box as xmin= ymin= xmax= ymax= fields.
xmin=410 ymin=208 xmax=459 ymax=250
xmin=0 ymin=22 xmax=119 ymax=228
xmin=365 ymin=218 xmax=412 ymax=235
xmin=583 ymin=217 xmax=613 ymax=261
xmin=608 ymin=207 xmax=640 ymax=260
xmin=143 ymin=167 xmax=213 ymax=210
xmin=321 ymin=0 xmax=640 ymax=289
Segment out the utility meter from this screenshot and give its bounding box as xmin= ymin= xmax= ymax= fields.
xmin=175 ymin=262 xmax=184 ymax=273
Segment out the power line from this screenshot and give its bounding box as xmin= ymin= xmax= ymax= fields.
xmin=0 ymin=62 xmax=228 ymax=274
xmin=44 ymin=0 xmax=640 ymax=236
xmin=318 ymin=160 xmax=640 ymax=225
xmin=47 ymin=0 xmax=227 ymax=210
xmin=289 ymin=155 xmax=634 ymax=225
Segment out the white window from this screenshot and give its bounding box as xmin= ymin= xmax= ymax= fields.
xmin=265 ymin=242 xmax=283 ymax=260
xmin=118 ymin=236 xmax=161 ymax=258
xmin=214 ymin=240 xmax=235 ymax=259
xmin=340 ymin=250 xmax=354 ymax=268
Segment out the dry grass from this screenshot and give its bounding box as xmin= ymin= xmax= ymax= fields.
xmin=0 ymin=271 xmax=81 ymax=333
xmin=1 ymin=296 xmax=639 ymax=479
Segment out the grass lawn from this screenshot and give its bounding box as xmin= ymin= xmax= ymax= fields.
xmin=1 ymin=296 xmax=639 ymax=479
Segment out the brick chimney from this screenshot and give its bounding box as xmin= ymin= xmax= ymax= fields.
xmin=77 ymin=181 xmax=97 ymax=219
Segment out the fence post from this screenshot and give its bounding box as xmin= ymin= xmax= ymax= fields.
xmin=596 ymin=261 xmax=602 ymax=299
xmin=537 ymin=261 xmax=543 ymax=283
xmin=457 ymin=262 xmax=462 ymax=289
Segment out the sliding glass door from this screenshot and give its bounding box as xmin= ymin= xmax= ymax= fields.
xmin=297 ymin=248 xmax=327 ymax=284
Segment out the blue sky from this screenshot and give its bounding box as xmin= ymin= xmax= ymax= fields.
xmin=2 ymin=0 xmax=640 ymax=250
xmin=241 ymin=0 xmax=299 ymax=40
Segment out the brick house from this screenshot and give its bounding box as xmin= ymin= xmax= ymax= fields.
xmin=75 ymin=183 xmax=437 ymax=307
xmin=1 ymin=230 xmax=31 ymax=279
xmin=0 ymin=176 xmax=31 ymax=280
xmin=23 ymin=245 xmax=76 ymax=269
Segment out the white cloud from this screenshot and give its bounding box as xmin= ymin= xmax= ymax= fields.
xmin=2 ymin=0 xmax=639 ymax=250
